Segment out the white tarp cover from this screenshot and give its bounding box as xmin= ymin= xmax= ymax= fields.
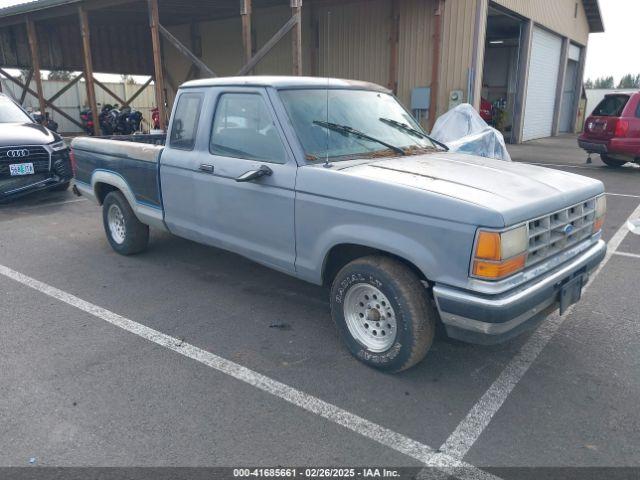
xmin=430 ymin=103 xmax=511 ymax=162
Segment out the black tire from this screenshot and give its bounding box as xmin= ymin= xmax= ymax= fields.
xmin=600 ymin=155 xmax=627 ymax=168
xmin=330 ymin=255 xmax=435 ymax=372
xmin=49 ymin=181 xmax=70 ymax=192
xmin=102 ymin=191 xmax=149 ymax=255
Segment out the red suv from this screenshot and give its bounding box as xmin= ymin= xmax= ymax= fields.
xmin=578 ymin=92 xmax=640 ymax=167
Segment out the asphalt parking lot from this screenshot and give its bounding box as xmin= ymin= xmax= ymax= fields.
xmin=1 ymin=135 xmax=639 ymax=479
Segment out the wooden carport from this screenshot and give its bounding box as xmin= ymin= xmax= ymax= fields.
xmin=0 ymin=0 xmax=304 ymax=134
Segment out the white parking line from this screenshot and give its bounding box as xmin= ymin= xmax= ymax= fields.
xmin=606 ymin=192 xmax=640 ymax=199
xmin=613 ymin=251 xmax=640 ymax=260
xmin=0 ymin=263 xmax=499 ymax=480
xmin=520 ymin=162 xmax=598 ymax=170
xmin=0 ymin=198 xmax=86 ymax=211
xmin=438 ymin=201 xmax=640 ymax=460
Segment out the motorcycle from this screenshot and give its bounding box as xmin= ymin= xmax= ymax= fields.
xmin=101 ymin=104 xmax=144 ymax=135
xmin=151 ymin=107 xmax=161 ymax=130
xmin=80 ymin=107 xmax=95 ymax=135
xmin=30 ymin=110 xmax=59 ymax=133
xmin=99 ymin=104 xmax=117 ymax=135
xmin=81 ymin=103 xmax=145 ymax=136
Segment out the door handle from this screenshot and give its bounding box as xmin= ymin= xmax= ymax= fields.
xmin=199 ymin=164 xmax=214 ymax=174
xmin=235 ymin=165 xmax=273 ymax=183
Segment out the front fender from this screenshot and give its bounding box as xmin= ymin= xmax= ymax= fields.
xmin=317 ymin=224 xmax=438 ymax=283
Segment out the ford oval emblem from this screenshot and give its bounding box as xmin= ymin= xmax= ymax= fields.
xmin=6 ymin=149 xmax=29 ymax=158
xmin=563 ymin=224 xmax=575 ymax=236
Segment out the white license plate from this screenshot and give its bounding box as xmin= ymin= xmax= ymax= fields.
xmin=9 ymin=163 xmax=35 ymax=176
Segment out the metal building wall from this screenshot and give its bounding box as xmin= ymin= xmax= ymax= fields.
xmin=315 ymin=0 xmax=390 ymax=89
xmin=396 ymin=0 xmax=435 ymax=107
xmin=162 ymin=4 xmax=310 ymax=103
xmin=493 ymin=0 xmax=590 ymax=45
xmin=437 ymin=0 xmax=486 ymax=118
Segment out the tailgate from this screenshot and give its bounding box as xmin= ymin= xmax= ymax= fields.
xmin=585 ymin=95 xmax=630 ymax=140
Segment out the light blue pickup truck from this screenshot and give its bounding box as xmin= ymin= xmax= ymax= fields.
xmin=73 ymin=76 xmax=607 ymax=372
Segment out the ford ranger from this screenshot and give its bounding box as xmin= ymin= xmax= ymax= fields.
xmin=72 ymin=77 xmax=607 ymax=372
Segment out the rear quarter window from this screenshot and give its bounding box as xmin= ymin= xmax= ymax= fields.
xmin=592 ymin=95 xmax=629 ymax=117
xmin=169 ymin=92 xmax=204 ymax=150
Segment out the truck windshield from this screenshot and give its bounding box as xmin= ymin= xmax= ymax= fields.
xmin=0 ymin=96 xmax=33 ymax=123
xmin=279 ymin=89 xmax=438 ymax=162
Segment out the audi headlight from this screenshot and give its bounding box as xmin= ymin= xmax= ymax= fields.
xmin=50 ymin=141 xmax=67 ymax=152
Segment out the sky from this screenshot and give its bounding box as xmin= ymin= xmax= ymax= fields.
xmin=0 ymin=0 xmax=637 ymax=84
xmin=583 ymin=0 xmax=640 ymax=83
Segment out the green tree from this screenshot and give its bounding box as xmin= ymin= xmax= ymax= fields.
xmin=593 ymin=76 xmax=614 ymax=89
xmin=584 ymin=78 xmax=594 ymax=89
xmin=47 ymin=70 xmax=74 ymax=81
xmin=617 ymin=73 xmax=640 ymax=89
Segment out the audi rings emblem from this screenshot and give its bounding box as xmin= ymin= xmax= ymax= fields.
xmin=6 ymin=149 xmax=29 ymax=158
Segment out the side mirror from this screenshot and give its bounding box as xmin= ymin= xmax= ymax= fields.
xmin=235 ymin=164 xmax=273 ymax=183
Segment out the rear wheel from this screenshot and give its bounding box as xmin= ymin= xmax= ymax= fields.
xmin=330 ymin=255 xmax=435 ymax=372
xmin=102 ymin=191 xmax=149 ymax=255
xmin=600 ymin=154 xmax=627 ymax=168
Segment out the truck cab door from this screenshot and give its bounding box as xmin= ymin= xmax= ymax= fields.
xmin=161 ymin=87 xmax=297 ymax=275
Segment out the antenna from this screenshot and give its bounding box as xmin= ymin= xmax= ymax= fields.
xmin=323 ymin=10 xmax=332 ymax=168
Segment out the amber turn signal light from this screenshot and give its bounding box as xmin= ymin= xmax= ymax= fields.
xmin=475 ymin=231 xmax=501 ymax=261
xmin=593 ymin=216 xmax=604 ymax=233
xmin=472 ymin=254 xmax=527 ymax=280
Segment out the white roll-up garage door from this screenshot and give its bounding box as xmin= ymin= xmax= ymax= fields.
xmin=522 ymin=27 xmax=562 ymax=141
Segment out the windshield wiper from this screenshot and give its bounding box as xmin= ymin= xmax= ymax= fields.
xmin=379 ymin=117 xmax=449 ymax=151
xmin=313 ymin=120 xmax=406 ymax=156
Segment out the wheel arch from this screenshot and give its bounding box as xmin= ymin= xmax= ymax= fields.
xmin=91 ymin=170 xmax=166 ymax=231
xmin=321 ymin=243 xmax=430 ymax=287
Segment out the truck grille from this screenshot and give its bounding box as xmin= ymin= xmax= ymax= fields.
xmin=0 ymin=146 xmax=50 ymax=177
xmin=526 ymin=197 xmax=597 ymax=267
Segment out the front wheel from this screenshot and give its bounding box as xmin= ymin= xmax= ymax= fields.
xmin=600 ymin=154 xmax=627 ymax=168
xmin=330 ymin=256 xmax=435 ymax=372
xmin=102 ymin=191 xmax=149 ymax=255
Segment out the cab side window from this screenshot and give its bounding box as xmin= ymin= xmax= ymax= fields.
xmin=169 ymin=93 xmax=203 ymax=151
xmin=210 ymin=93 xmax=286 ymax=164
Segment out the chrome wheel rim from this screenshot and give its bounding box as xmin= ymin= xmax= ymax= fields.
xmin=343 ymin=283 xmax=397 ymax=353
xmin=107 ymin=204 xmax=126 ymax=245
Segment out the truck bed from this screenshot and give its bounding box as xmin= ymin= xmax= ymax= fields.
xmin=71 ymin=135 xmax=165 ymax=210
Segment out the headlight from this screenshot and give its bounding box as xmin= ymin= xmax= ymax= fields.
xmin=593 ymin=195 xmax=606 ymax=233
xmin=50 ymin=141 xmax=67 ymax=152
xmin=472 ymin=225 xmax=528 ymax=280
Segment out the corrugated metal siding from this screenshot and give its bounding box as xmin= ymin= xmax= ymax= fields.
xmin=163 ymin=1 xmax=435 ymax=112
xmin=437 ymin=0 xmax=479 ymax=117
xmin=493 ymin=0 xmax=589 ymax=45
xmin=163 ymin=5 xmax=310 ymax=102
xmin=396 ymin=0 xmax=434 ymax=107
xmin=315 ymin=0 xmax=390 ymax=88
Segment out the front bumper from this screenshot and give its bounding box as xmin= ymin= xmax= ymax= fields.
xmin=0 ymin=152 xmax=73 ymax=202
xmin=433 ymin=240 xmax=607 ymax=345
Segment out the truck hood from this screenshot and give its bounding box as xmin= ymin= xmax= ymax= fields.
xmin=339 ymin=152 xmax=604 ymax=226
xmin=0 ymin=122 xmax=59 ymax=147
